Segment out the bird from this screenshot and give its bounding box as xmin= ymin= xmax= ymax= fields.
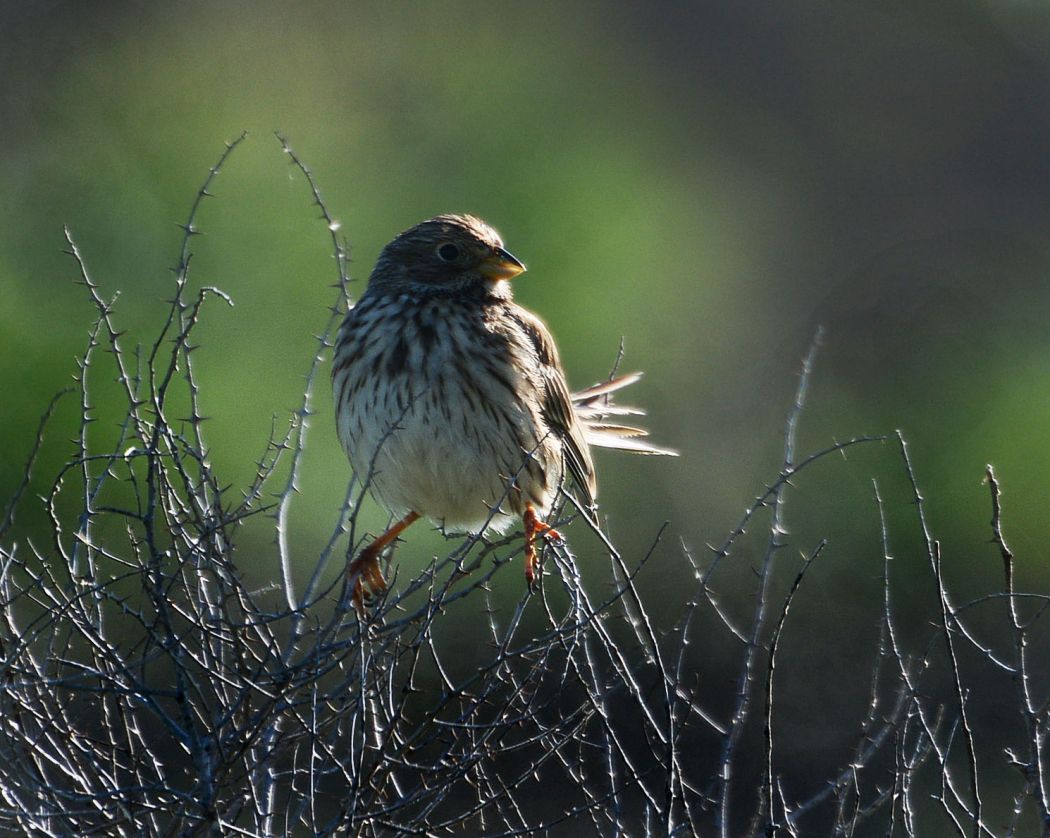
xmin=331 ymin=214 xmax=674 ymax=611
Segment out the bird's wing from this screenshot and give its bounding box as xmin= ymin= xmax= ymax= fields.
xmin=507 ymin=308 xmax=597 ymax=505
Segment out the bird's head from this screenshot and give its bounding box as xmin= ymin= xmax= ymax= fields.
xmin=369 ymin=214 xmax=526 ymax=299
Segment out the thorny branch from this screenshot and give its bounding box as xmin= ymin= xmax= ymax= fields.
xmin=0 ymin=137 xmax=1047 ymax=836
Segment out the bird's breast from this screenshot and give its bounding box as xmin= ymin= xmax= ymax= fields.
xmin=332 ymin=296 xmax=560 ymax=528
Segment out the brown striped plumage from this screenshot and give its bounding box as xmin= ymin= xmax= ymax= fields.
xmin=332 ymin=214 xmax=674 ymax=608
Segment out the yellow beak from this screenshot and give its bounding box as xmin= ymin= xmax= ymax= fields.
xmin=478 ymin=246 xmax=526 ymax=281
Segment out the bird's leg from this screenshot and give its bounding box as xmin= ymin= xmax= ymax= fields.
xmin=349 ymin=510 xmax=420 ymax=613
xmin=523 ymin=504 xmax=563 ymax=590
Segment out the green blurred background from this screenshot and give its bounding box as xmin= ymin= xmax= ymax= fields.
xmin=4 ymin=0 xmax=1050 ymax=824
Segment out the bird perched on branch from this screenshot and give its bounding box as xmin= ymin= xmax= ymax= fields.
xmin=332 ymin=214 xmax=675 ymax=611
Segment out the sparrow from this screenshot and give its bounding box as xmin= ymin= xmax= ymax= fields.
xmin=332 ymin=214 xmax=674 ymax=610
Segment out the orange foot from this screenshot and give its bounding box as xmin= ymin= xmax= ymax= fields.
xmin=523 ymin=504 xmax=563 ymax=591
xmin=348 ymin=511 xmax=420 ymax=615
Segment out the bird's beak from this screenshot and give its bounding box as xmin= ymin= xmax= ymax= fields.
xmin=478 ymin=246 xmax=526 ymax=281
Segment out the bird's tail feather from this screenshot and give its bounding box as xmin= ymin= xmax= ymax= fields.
xmin=572 ymin=372 xmax=678 ymax=457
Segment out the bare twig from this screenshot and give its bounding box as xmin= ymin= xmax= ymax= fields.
xmin=3 ymin=146 xmax=1048 ymax=837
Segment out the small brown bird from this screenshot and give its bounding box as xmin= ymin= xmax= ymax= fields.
xmin=332 ymin=214 xmax=673 ymax=610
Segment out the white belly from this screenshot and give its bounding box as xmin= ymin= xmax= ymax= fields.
xmin=343 ymin=381 xmax=521 ymax=530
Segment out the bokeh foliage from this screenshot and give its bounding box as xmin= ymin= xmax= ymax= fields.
xmin=4 ymin=1 xmax=1050 ymax=829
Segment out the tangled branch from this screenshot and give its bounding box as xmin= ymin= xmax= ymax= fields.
xmin=0 ymin=136 xmax=1047 ymax=836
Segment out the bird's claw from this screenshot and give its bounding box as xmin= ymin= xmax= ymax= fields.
xmin=523 ymin=506 xmax=563 ymax=592
xmin=348 ymin=549 xmax=387 ymax=617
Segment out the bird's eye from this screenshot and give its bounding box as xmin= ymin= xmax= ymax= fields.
xmin=437 ymin=243 xmax=460 ymax=262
